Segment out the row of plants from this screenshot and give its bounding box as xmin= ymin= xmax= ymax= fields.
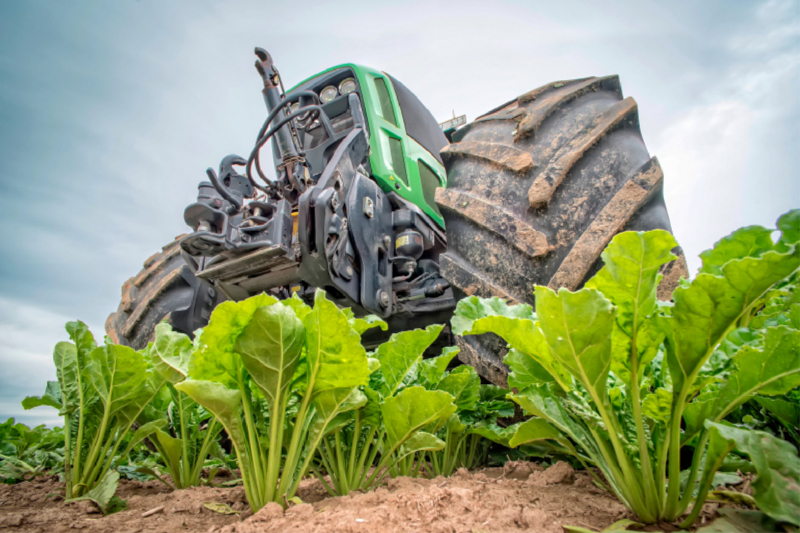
xmin=453 ymin=210 xmax=800 ymax=529
xmin=4 ymin=209 xmax=798 ymax=531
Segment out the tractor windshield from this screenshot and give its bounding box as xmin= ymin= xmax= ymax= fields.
xmin=386 ymin=74 xmax=448 ymax=164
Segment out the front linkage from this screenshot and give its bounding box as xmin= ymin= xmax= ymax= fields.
xmin=179 ymin=48 xmax=454 ymax=343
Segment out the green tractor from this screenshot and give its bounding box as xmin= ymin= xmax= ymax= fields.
xmin=106 ymin=48 xmax=686 ymax=385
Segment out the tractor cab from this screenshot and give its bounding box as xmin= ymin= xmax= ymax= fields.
xmin=281 ymin=65 xmax=449 ymax=226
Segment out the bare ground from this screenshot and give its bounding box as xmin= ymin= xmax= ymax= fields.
xmin=0 ymin=462 xmax=722 ymax=533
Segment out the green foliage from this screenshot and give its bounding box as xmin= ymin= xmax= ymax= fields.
xmin=312 ymin=325 xmax=458 ymax=495
xmin=24 ymin=322 xmax=165 ymax=499
xmin=139 ymin=323 xmax=224 ymax=489
xmin=0 ymin=418 xmax=64 ymax=483
xmin=65 ymin=470 xmax=127 ymax=515
xmin=176 ymin=290 xmax=388 ymax=511
xmin=453 ymin=209 xmax=800 ymax=527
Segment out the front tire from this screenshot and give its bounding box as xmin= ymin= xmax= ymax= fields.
xmin=436 ymin=76 xmax=687 ymax=385
xmin=105 ymin=236 xmax=226 ymax=349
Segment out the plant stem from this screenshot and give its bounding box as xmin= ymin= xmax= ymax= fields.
xmin=678 ymin=440 xmax=735 ymax=528
xmin=347 ymin=412 xmax=362 ymax=487
xmin=63 ymin=413 xmax=72 ymax=498
xmin=239 ymin=373 xmax=265 ymax=507
xmin=191 ymin=417 xmax=219 ymax=485
xmin=629 ymin=331 xmax=659 ymax=515
xmin=177 ymin=392 xmax=191 ymax=488
xmin=334 ymin=431 xmax=349 ymax=494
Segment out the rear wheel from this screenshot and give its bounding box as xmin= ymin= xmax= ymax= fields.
xmin=105 ymin=236 xmax=226 ymax=350
xmin=436 ymin=76 xmax=687 ymax=385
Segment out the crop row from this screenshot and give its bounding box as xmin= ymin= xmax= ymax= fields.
xmin=3 ymin=209 xmax=798 ymax=530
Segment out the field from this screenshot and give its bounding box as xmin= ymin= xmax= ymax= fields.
xmin=2 ymin=213 xmax=798 ymax=533
xmin=1 ymin=462 xmax=733 ymax=533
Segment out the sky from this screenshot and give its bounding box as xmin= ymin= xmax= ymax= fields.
xmin=1 ymin=0 xmax=798 ymax=427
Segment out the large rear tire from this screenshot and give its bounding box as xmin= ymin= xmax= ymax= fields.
xmin=105 ymin=236 xmax=226 ymax=350
xmin=436 ymin=76 xmax=687 ymax=386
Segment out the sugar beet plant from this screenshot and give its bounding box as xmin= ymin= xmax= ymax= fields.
xmin=138 ymin=323 xmax=224 ymax=489
xmin=312 ymin=326 xmax=459 ymax=495
xmin=24 ymin=322 xmax=166 ymax=500
xmin=175 ymin=289 xmax=459 ymax=511
xmin=314 ymin=326 xmax=513 ymax=495
xmin=453 ymin=210 xmax=800 ymax=527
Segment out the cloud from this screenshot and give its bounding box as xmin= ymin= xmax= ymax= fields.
xmin=0 ymin=296 xmax=103 ymax=427
xmin=655 ymin=0 xmax=799 ymax=274
xmin=0 ymin=0 xmax=797 ymax=425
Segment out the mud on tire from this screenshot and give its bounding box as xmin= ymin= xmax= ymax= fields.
xmin=436 ymin=76 xmax=688 ymax=385
xmin=105 ymin=236 xmax=226 ymax=350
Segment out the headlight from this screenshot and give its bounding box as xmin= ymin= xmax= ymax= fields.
xmin=339 ymin=78 xmax=356 ymax=95
xmin=320 ymin=85 xmax=338 ymax=103
xmin=290 ymin=102 xmax=299 ymax=114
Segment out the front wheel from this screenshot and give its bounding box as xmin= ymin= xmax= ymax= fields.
xmin=105 ymin=236 xmax=226 ymax=349
xmin=436 ymin=75 xmax=688 ymax=385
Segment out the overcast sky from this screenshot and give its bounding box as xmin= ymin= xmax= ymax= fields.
xmin=1 ymin=0 xmax=798 ymax=427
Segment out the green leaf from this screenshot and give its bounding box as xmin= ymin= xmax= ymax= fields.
xmin=452 ymin=296 xmax=573 ymax=391
xmin=586 ymin=230 xmax=677 ymax=336
xmin=509 ymin=418 xmax=565 ymax=448
xmin=418 ymin=346 xmax=459 ymax=388
xmin=608 ymin=321 xmax=664 ymax=386
xmin=480 ymin=384 xmax=511 ymax=402
xmin=154 ymin=429 xmax=183 ymax=473
xmin=303 ymin=290 xmax=371 ymax=394
xmin=204 ymin=502 xmax=240 ymax=515
xmin=234 ymin=303 xmax=305 ymax=407
xmin=509 ymin=385 xmax=600 ymax=465
xmin=564 ymin=518 xmax=646 ymax=533
xmin=396 ymin=431 xmax=446 ymax=460
xmin=452 ymin=295 xmax=535 ymax=333
xmin=696 ymin=509 xmax=782 ymax=533
xmin=534 ymin=285 xmax=615 ymax=400
xmin=66 ymin=320 xmax=98 ymax=364
xmin=714 ymin=326 xmax=799 ymax=414
xmin=708 ymin=490 xmax=757 ymax=507
xmin=436 ymin=366 xmax=480 ymax=411
xmin=66 ymin=470 xmax=125 ymax=515
xmin=753 ymin=395 xmax=799 ymax=427
xmin=304 ymin=388 xmax=368 ymax=469
xmin=22 ymin=381 xmax=62 ymax=410
xmin=381 ymin=386 xmax=456 ymax=453
xmin=685 ymin=326 xmax=799 ymax=439
xmin=367 ymin=357 xmax=380 ymax=374
xmin=119 ymin=419 xmax=168 ymax=459
xmin=88 ymin=344 xmax=149 ymax=416
xmin=350 ymin=315 xmax=389 ymax=335
xmin=374 ymin=324 xmax=443 ymax=397
xmin=468 ymin=422 xmax=518 ymax=447
xmin=360 ymin=386 xmax=382 ymax=427
xmin=641 ymin=388 xmax=672 ymax=423
xmin=504 ymin=344 xmax=559 ymax=390
xmin=174 ymin=381 xmax=248 ymax=467
xmin=444 ymin=412 xmax=466 ymax=435
xmin=280 ymin=293 xmax=312 ymax=321
xmin=52 ymin=341 xmax=79 ymax=414
xmin=191 ymin=293 xmax=279 ymax=387
xmin=699 ymin=226 xmax=777 ymax=276
xmin=665 ymin=243 xmax=799 ymax=394
xmin=702 ymin=422 xmax=800 ymax=526
xmin=149 ymin=322 xmax=192 ymax=383
xmin=777 ymin=209 xmax=800 ymax=248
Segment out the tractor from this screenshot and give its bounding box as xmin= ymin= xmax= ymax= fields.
xmin=106 ymin=48 xmax=686 ymax=385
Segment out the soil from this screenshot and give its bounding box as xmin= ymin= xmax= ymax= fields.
xmin=0 ymin=462 xmax=723 ymax=533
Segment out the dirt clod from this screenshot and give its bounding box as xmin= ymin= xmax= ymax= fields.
xmin=251 ymin=502 xmax=283 ymax=522
xmin=542 ymin=461 xmax=575 ymax=485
